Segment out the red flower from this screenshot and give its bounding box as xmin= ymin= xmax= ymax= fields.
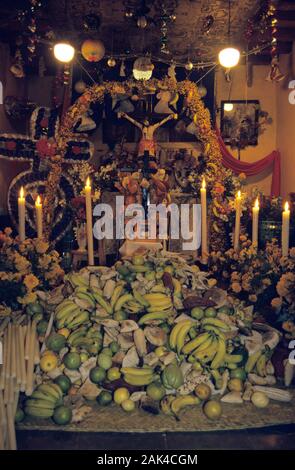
xmin=36 ymin=138 xmax=57 ymax=159
xmin=6 ymin=141 xmax=16 ymax=151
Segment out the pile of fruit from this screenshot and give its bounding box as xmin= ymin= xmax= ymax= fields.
xmin=20 ymin=252 xmax=292 ymax=425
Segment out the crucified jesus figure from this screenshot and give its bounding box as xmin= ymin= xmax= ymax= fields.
xmin=118 ymin=111 xmax=177 ymax=156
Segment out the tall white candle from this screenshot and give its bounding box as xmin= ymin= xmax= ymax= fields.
xmin=252 ymin=197 xmax=259 ymax=247
xmin=35 ymin=195 xmax=43 ymax=239
xmin=200 ymin=177 xmax=208 ymax=262
xmin=85 ymin=177 xmax=94 ymax=266
xmin=18 ymin=187 xmax=26 ymax=242
xmin=282 ymin=201 xmax=290 ymax=257
xmin=234 ymin=190 xmax=242 ymax=252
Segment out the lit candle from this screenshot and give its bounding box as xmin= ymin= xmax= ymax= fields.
xmin=85 ymin=177 xmax=94 ymax=266
xmin=282 ymin=201 xmax=290 ymax=257
xmin=18 ymin=186 xmax=26 ymax=242
xmin=252 ymin=197 xmax=259 ymax=247
xmin=35 ymin=195 xmax=43 ymax=239
xmin=234 ymin=190 xmax=242 ymax=252
xmin=200 ymin=177 xmax=208 ymax=262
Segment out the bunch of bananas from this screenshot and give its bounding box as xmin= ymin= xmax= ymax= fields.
xmin=55 ymin=300 xmax=90 ymax=330
xmin=161 ymin=394 xmax=201 ymax=418
xmin=25 ymin=382 xmax=63 ymax=418
xmin=121 ymin=367 xmax=157 ymax=386
xmin=245 ymin=349 xmax=269 ymax=377
xmin=138 ymin=293 xmax=174 ymax=325
xmin=67 ymin=325 xmax=102 ymax=354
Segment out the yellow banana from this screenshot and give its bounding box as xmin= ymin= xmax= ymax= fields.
xmin=76 ymin=291 xmax=96 ymax=309
xmin=169 ymin=320 xmax=192 ymax=350
xmin=138 ymin=311 xmax=170 ymax=325
xmin=201 ymin=318 xmax=230 ymax=331
xmin=114 ymin=293 xmax=134 ymax=312
xmin=69 ymin=273 xmax=88 ymax=288
xmin=25 ymin=406 xmax=54 ymax=418
xmin=211 ymin=337 xmax=226 ymax=369
xmin=182 ymin=332 xmax=211 ymax=355
xmin=133 ymin=289 xmax=150 ymax=307
xmin=193 ymin=334 xmax=214 ymax=354
xmin=144 ymin=293 xmax=170 ymax=302
xmin=151 ymin=285 xmax=167 ymax=293
xmin=123 ymin=373 xmax=155 ymax=386
xmin=194 ymin=338 xmax=218 ymax=362
xmin=172 ymin=278 xmax=182 ymax=297
xmin=147 ymin=302 xmax=173 ymax=313
xmin=171 ymin=395 xmax=201 ymax=417
xmin=176 ymin=320 xmax=194 ymax=355
xmin=56 ymin=299 xmax=75 ymax=314
xmin=245 ymin=350 xmax=262 ymax=373
xmin=160 ymin=395 xmax=175 ymax=416
xmin=224 ymin=353 xmax=243 ymax=364
xmin=202 ymin=324 xmax=226 ymax=339
xmin=55 ymin=302 xmax=79 ymax=321
xmin=121 ymin=367 xmax=154 ymax=377
xmin=92 ymin=291 xmax=113 ymax=314
xmin=110 ymin=285 xmax=124 ymax=309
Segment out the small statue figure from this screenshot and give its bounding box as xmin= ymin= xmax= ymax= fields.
xmin=118 ymin=111 xmax=177 ymax=156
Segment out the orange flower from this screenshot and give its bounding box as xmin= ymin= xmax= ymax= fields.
xmin=24 ymin=274 xmax=39 ymax=291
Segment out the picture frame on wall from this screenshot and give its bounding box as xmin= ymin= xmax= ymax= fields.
xmin=220 ymin=100 xmax=260 ymax=149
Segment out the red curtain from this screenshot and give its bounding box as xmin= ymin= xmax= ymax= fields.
xmin=215 ymin=127 xmax=281 ymax=197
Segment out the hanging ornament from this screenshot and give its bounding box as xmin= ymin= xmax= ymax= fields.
xmin=198 ymin=84 xmax=207 ymax=98
xmin=107 ymin=57 xmax=116 ymax=67
xmin=133 ymin=56 xmax=154 ymax=80
xmin=137 ymin=16 xmax=148 ymax=28
xmin=202 ymin=15 xmax=214 ymax=34
xmin=81 ymin=39 xmax=105 ymax=62
xmin=125 ymin=10 xmax=133 ymax=18
xmin=75 ymin=80 xmax=87 ymax=94
xmin=185 ymin=61 xmax=193 ymax=71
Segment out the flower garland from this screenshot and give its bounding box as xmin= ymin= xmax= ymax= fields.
xmin=44 ymin=78 xmax=236 ymax=248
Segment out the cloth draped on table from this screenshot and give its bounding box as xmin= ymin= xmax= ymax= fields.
xmin=215 ymin=127 xmax=281 ymax=197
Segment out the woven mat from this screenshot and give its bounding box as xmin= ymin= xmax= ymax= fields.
xmin=17 ymin=390 xmax=295 ymax=433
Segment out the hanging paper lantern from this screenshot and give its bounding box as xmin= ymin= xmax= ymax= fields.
xmin=107 ymin=57 xmax=116 ymax=67
xmin=81 ymin=39 xmax=105 ymax=62
xmin=198 ymin=84 xmax=207 ymax=98
xmin=137 ymin=16 xmax=148 ymax=28
xmin=133 ymin=56 xmax=154 ymax=80
xmin=74 ymin=80 xmax=87 ymax=94
xmin=185 ymin=61 xmax=193 ymax=71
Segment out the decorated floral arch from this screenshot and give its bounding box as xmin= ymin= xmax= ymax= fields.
xmin=44 ymin=77 xmax=240 ymax=249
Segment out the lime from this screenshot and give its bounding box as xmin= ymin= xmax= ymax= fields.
xmin=97 ymin=390 xmax=112 ymax=406
xmin=204 ymin=307 xmax=217 ymax=318
xmin=109 ymin=341 xmax=120 ymax=354
xmin=191 ymin=307 xmax=204 ymax=320
xmin=63 ymin=352 xmax=81 ymax=370
xmin=46 ymin=333 xmax=66 ymax=353
xmin=145 ymin=271 xmax=156 ymax=281
xmin=146 ymin=383 xmax=166 ymax=401
xmin=114 ymin=387 xmax=130 ymax=405
xmin=53 ymin=406 xmax=72 ymax=425
xmin=230 ymin=368 xmax=247 ymax=381
xmin=218 ymin=306 xmax=233 ymax=315
xmin=132 ymin=255 xmax=145 ymax=266
xmin=125 ymin=273 xmax=136 ymax=283
xmin=101 ymin=348 xmax=113 ymax=357
xmin=114 ymin=310 xmax=128 ymax=321
xmin=107 ymin=367 xmax=121 ymax=382
xmin=15 ymin=408 xmax=25 ymax=423
xmin=37 ymin=320 xmax=48 ymax=336
xmin=26 ymin=302 xmax=44 ymax=316
xmin=90 ymin=366 xmax=106 ymax=384
xmin=54 ymin=375 xmax=71 ymax=393
xmin=203 ymin=400 xmax=222 ymax=420
xmin=80 ymin=352 xmax=89 ymax=363
xmin=121 ymin=399 xmax=135 ymax=412
xmin=33 ymin=312 xmax=43 ymax=323
xmin=97 ymin=353 xmax=112 ymax=370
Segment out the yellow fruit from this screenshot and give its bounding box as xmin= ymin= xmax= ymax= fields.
xmin=154 ymin=346 xmax=167 ymax=358
xmin=121 ymin=399 xmax=136 ymax=412
xmin=251 ymin=391 xmax=269 ymax=408
xmin=228 ymin=378 xmax=243 ymax=393
xmin=114 ymin=387 xmax=130 ymax=405
xmin=107 ymin=367 xmax=121 ymax=382
xmin=194 ymin=383 xmax=211 ymax=401
xmin=203 ymin=400 xmax=222 ymax=420
xmin=40 ymin=352 xmax=58 ymax=372
xmin=58 ymin=328 xmax=70 ymax=339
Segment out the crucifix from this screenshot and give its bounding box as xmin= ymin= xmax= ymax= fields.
xmin=117 ymin=111 xmax=177 ymax=157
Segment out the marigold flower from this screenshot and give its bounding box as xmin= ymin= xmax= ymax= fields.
xmin=231 ymin=282 xmax=242 ymax=293
xmin=271 ymin=297 xmax=282 ymax=309
xmin=24 ymin=274 xmax=39 ymax=291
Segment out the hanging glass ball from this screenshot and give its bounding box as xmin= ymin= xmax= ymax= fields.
xmin=74 ymin=80 xmax=87 ymax=94
xmin=107 ymin=57 xmax=116 ymax=67
xmin=185 ymin=61 xmax=193 ymax=71
xmin=198 ymin=84 xmax=207 ymax=98
xmin=137 ymin=16 xmax=148 ymax=29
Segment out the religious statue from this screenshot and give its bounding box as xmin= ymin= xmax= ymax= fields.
xmin=118 ymin=111 xmax=177 ymax=156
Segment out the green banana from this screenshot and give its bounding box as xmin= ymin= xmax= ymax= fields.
xmin=123 ymin=373 xmax=155 ymax=386
xmin=31 ymin=391 xmax=57 ymax=404
xmin=92 ymin=291 xmax=113 ymax=314
xmin=69 ymin=273 xmax=89 ymax=288
xmin=181 ymin=332 xmax=211 ymax=355
xmin=128 ymin=264 xmax=150 ymax=273
xmin=25 ymin=399 xmax=55 ymax=410
xmin=24 ymin=406 xmax=54 ymax=418
xmin=176 ymin=321 xmax=194 ymax=355
xmin=201 ymin=318 xmax=230 ymax=331
xmin=64 ymin=308 xmax=82 ymax=327
xmin=211 ymin=369 xmax=223 ymax=389
xmin=114 ymin=293 xmax=134 ymax=312
xmin=256 ymin=352 xmax=267 ymax=377
xmin=121 ymin=367 xmax=154 ymax=376
xmin=138 ymin=311 xmax=170 ymax=326
xmin=245 ymin=350 xmax=262 ymax=373
xmin=211 ymin=337 xmax=226 ymax=369
xmin=56 ymin=300 xmax=76 ymax=315
xmin=38 ymin=384 xmax=62 ymax=401
xmin=110 ymin=285 xmax=125 ymax=309
xmin=67 ymin=327 xmax=87 ymax=345
xmin=202 ymin=325 xmax=226 ymax=339
xmin=76 ymin=291 xmax=96 ymax=309
xmin=224 ymin=353 xmax=243 ymax=364
xmin=133 ymin=289 xmax=150 ymax=308
xmin=55 ymin=302 xmax=78 ymax=321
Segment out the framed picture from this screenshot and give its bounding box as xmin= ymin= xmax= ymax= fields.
xmin=220 ymin=100 xmax=260 ymax=148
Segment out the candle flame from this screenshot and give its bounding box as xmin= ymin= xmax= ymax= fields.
xmin=202 ymin=178 xmax=206 ymax=189
xmin=20 ymin=186 xmax=24 ymax=198
xmin=36 ymin=195 xmax=41 ymax=206
xmin=86 ymin=177 xmax=91 ymax=188
xmin=237 ymin=190 xmax=241 ymax=199
xmin=254 ymin=197 xmax=259 ymax=209
xmin=284 ymin=201 xmax=289 ymax=212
